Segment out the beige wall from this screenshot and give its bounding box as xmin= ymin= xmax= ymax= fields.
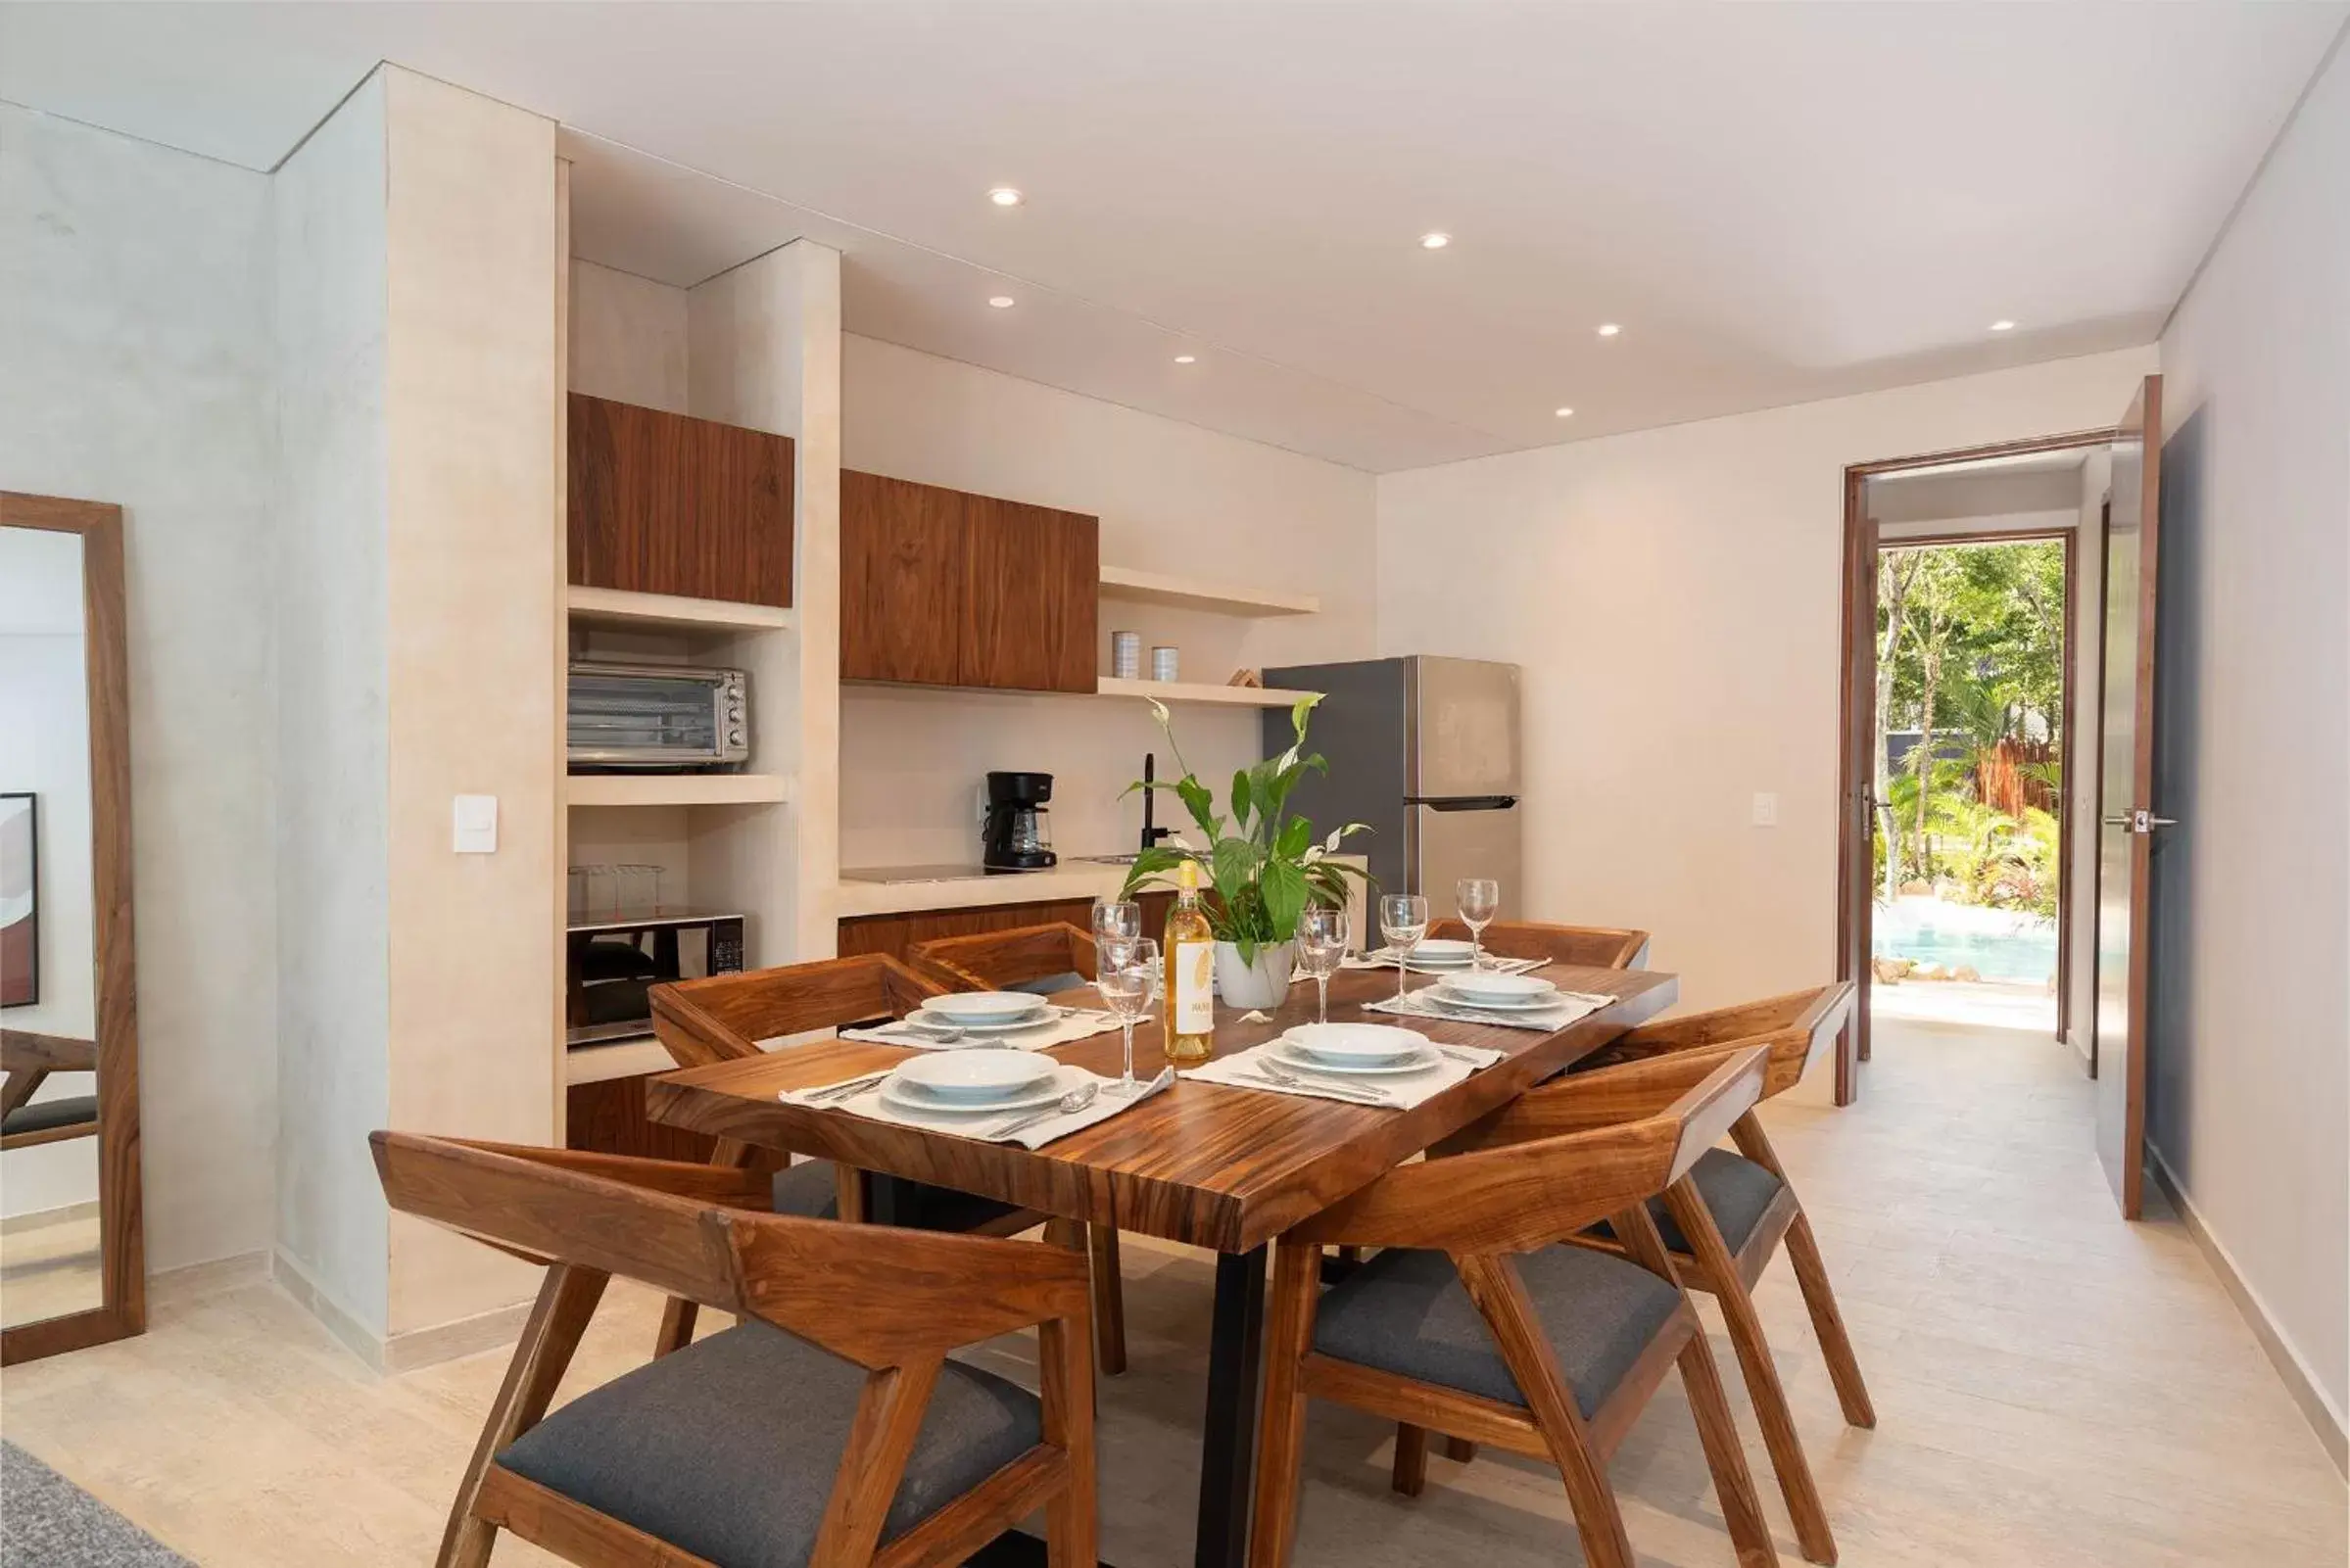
xmin=2149 ymin=35 xmax=2348 ymax=1446
xmin=1 ymin=102 xmax=280 ymax=1274
xmin=379 ymin=68 xmax=560 ymax=1341
xmin=1376 ymin=347 xmax=2158 ymax=1103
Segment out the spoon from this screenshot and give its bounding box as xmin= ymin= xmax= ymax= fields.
xmin=988 ymin=1082 xmax=1098 ymax=1140
xmin=887 ymin=1021 xmax=966 ymax=1044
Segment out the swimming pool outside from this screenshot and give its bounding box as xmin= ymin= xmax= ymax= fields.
xmin=1872 ymin=895 xmax=2057 ymax=985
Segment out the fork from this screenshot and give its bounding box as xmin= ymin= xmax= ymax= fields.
xmin=806 ymin=1069 xmax=891 ymax=1104
xmin=1251 ymin=1060 xmax=1393 ymax=1105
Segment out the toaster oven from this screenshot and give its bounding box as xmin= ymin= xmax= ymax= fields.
xmin=567 ymin=662 xmax=749 ymax=771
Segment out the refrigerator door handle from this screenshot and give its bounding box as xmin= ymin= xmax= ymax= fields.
xmin=1411 ymin=795 xmax=1518 ymax=811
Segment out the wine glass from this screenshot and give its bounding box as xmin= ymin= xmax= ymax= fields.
xmin=1379 ymin=893 xmax=1430 ymax=1002
xmin=1097 ymin=937 xmax=1160 ymax=1091
xmin=1091 ymin=899 xmax=1142 ymax=964
xmin=1456 ymin=878 xmax=1500 ymax=970
xmin=1296 ymin=906 xmax=1352 ymax=1024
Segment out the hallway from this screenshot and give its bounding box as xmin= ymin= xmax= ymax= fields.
xmin=1 ymin=1014 xmax=2341 ymax=1567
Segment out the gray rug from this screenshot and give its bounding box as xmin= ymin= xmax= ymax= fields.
xmin=1 ymin=1443 xmax=190 ymax=1566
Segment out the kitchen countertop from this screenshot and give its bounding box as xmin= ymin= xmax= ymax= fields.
xmin=835 ymin=860 xmax=1148 ymax=918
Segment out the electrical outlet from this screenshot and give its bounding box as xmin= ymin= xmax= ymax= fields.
xmin=1751 ymin=791 xmax=1779 ymax=828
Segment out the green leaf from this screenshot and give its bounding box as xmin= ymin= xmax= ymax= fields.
xmin=1260 ymin=858 xmax=1309 ymax=946
xmin=1118 ymin=845 xmax=1196 ymax=899
xmin=1230 ymin=769 xmax=1253 ymax=833
xmin=1175 ymin=776 xmax=1222 ymax=840
xmin=1276 ymin=814 xmax=1312 ymax=860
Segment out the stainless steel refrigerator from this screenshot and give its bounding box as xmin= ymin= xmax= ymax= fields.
xmin=1260 ymin=656 xmax=1522 ymax=918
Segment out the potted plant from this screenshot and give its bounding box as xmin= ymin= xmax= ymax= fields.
xmin=1119 ymin=695 xmax=1370 ymax=1010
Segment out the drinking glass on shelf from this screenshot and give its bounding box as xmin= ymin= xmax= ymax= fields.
xmin=1091 ymin=899 xmax=1142 ymax=956
xmin=1378 ymin=893 xmax=1430 ymax=1002
xmin=1456 ymin=878 xmax=1500 ymax=969
xmin=1096 ymin=937 xmax=1160 ymax=1091
xmin=1296 ymin=906 xmax=1351 ymax=1023
xmin=617 ymin=863 xmax=664 ymax=916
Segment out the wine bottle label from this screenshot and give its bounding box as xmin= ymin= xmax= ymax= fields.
xmin=1172 ymin=939 xmax=1216 ymax=1034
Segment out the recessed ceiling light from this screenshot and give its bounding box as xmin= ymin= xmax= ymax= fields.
xmin=987 ymin=295 xmax=1016 ymax=309
xmin=1419 ymin=231 xmax=1452 ymax=250
xmin=1990 ymin=319 xmax=2016 ymax=332
xmin=988 ymin=187 xmax=1024 ymax=207
xmin=1174 ymin=354 xmax=1197 ymax=364
xmin=1554 ymin=407 xmax=1575 ymax=418
xmin=1596 ymin=323 xmax=1622 ymax=338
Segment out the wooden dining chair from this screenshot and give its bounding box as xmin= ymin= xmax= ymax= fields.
xmin=1249 ymin=1046 xmax=1784 ymax=1568
xmin=650 ymin=953 xmax=1127 ymax=1375
xmin=1 ymin=1028 xmax=101 ymax=1150
xmin=1413 ymin=982 xmax=1867 ymax=1565
xmin=1425 ymin=918 xmax=1652 ymax=970
xmin=372 ymin=1132 xmax=1095 ymax=1568
xmin=903 ymin=923 xmax=1133 ymax=1371
xmin=907 ymin=922 xmax=1097 ymax=997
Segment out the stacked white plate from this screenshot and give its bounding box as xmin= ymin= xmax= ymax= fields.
xmin=1427 ymin=971 xmax=1559 ymax=1012
xmin=903 ymin=990 xmax=1057 ymax=1035
xmin=879 ymin=1052 xmax=1085 ymax=1117
xmin=1405 ymin=938 xmax=1476 ymax=969
xmin=1270 ymin=1022 xmax=1441 ymax=1076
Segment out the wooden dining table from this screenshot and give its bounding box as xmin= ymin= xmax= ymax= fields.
xmin=647 ymin=960 xmax=1679 ymax=1568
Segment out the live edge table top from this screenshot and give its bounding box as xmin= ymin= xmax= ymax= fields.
xmin=646 ymin=964 xmax=1679 ymax=1255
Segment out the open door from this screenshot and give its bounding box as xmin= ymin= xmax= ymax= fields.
xmin=2094 ymin=374 xmax=2165 ymax=1217
xmin=1834 ymin=470 xmax=1877 ymax=1105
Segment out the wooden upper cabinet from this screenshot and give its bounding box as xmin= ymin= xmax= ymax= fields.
xmin=960 ymin=496 xmax=1098 ymax=693
xmin=840 ymin=470 xmax=1099 ymax=694
xmin=567 ymin=393 xmax=793 ymax=607
xmin=840 ymin=469 xmax=966 ymax=686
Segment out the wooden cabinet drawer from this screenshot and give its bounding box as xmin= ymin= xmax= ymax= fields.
xmin=840 ymin=469 xmax=965 ymax=685
xmin=568 ymin=393 xmax=793 ymax=607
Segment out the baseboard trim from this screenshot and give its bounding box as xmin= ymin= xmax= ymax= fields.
xmin=382 ymin=1299 xmax=535 ymax=1373
xmin=0 ymin=1199 xmax=100 ymax=1236
xmin=269 ymin=1247 xmax=392 ymax=1372
xmin=2147 ymin=1145 xmax=2347 ymax=1477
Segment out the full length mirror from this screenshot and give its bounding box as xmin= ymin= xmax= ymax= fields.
xmin=0 ymin=493 xmax=142 ymax=1362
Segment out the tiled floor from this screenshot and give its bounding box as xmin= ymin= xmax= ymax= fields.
xmin=2 ymin=1013 xmax=2340 ymax=1566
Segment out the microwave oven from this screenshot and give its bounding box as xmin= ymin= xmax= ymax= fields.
xmin=564 ymin=908 xmax=746 ymax=1048
xmin=567 ymin=662 xmax=749 ymax=771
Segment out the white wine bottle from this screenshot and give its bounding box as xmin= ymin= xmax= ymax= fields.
xmin=1162 ymin=859 xmax=1217 ymax=1066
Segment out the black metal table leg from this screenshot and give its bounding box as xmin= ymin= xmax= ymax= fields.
xmin=1195 ymin=1245 xmax=1268 ymax=1568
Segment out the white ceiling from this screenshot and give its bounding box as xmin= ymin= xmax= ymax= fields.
xmin=5 ymin=2 xmax=2343 ymax=471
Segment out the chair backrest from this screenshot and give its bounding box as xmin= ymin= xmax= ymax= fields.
xmin=1426 ymin=919 xmax=1651 ymax=970
xmin=908 ymin=922 xmax=1096 ymax=992
xmin=1290 ymin=1045 xmax=1771 ymax=1256
xmin=650 ymin=953 xmax=943 ymax=1070
xmin=1591 ymin=981 xmax=1853 ymax=1100
xmin=372 ymin=1131 xmax=1088 ymax=1368
xmin=1 ymin=1028 xmax=95 ymax=1117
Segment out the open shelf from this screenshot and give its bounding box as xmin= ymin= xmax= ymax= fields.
xmin=1097 ymin=564 xmax=1319 ymax=617
xmin=566 ymin=584 xmax=794 ymax=635
xmin=1094 ymin=677 xmax=1321 ymax=709
xmin=567 ymin=773 xmax=792 ymax=807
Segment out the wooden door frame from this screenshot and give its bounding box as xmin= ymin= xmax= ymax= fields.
xmin=1834 ymin=428 xmax=2117 ymax=1106
xmin=0 ymin=491 xmax=146 ymax=1364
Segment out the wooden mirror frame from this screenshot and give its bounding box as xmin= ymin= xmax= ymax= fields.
xmin=1 ymin=492 xmax=144 ymax=1363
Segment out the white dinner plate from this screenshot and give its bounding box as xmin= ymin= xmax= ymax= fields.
xmin=1407 ymin=939 xmax=1475 ymax=966
xmin=924 ymin=991 xmax=1052 ymax=1023
xmin=891 ymin=1050 xmax=1058 ymax=1102
xmin=1269 ymin=1039 xmax=1441 ymax=1077
xmin=1439 ymin=973 xmax=1559 ymax=1006
xmin=880 ymin=1063 xmax=1086 ymax=1117
xmin=905 ymin=1004 xmax=1057 ymax=1034
xmin=1281 ymin=1022 xmax=1432 ymax=1066
xmin=1430 ymin=978 xmax=1558 ymax=1011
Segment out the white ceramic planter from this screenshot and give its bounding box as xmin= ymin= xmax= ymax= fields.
xmin=1214 ymin=939 xmax=1298 ymax=1011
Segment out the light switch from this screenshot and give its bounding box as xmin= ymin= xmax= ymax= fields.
xmin=1751 ymin=791 xmax=1779 ymax=828
xmin=453 ymin=793 xmax=499 ymax=854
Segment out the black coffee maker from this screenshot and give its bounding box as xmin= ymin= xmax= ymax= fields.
xmin=982 ymin=771 xmax=1056 ymax=871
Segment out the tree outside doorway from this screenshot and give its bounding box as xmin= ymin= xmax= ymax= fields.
xmin=1871 ymin=538 xmax=2065 ymax=1028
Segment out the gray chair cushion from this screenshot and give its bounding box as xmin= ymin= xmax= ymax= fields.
xmin=1649 ymin=1149 xmax=1784 ymax=1255
xmin=1312 ymin=1244 xmax=1682 ymax=1418
xmin=499 ymin=1320 xmax=1040 ymax=1568
xmin=771 ymin=1160 xmax=1025 ymax=1236
xmin=1008 ymin=972 xmax=1088 ymax=996
xmin=2 ymin=1096 xmax=97 ymax=1136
